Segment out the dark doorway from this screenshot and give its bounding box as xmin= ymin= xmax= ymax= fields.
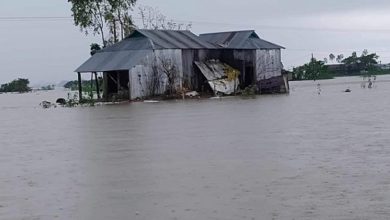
xmin=104 ymin=70 xmax=130 ymax=100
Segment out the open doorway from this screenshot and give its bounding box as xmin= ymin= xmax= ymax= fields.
xmin=104 ymin=70 xmax=130 ymax=100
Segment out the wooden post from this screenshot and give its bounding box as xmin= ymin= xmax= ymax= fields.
xmin=90 ymin=73 xmax=94 ymax=98
xmin=128 ymin=71 xmax=131 ymax=101
xmin=94 ymin=72 xmax=101 ymax=99
xmin=283 ymin=74 xmax=290 ymax=94
xmin=117 ymin=71 xmax=121 ymax=93
xmin=103 ymin=72 xmax=108 ymax=100
xmin=77 ymin=72 xmax=82 ymax=101
xmin=242 ymin=60 xmax=246 ymax=88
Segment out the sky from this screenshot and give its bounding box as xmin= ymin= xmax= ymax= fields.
xmin=1 ymin=0 xmax=390 ymax=85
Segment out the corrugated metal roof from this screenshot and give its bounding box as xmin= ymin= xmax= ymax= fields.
xmin=100 ymin=37 xmax=155 ymax=52
xmin=199 ymin=30 xmax=285 ymax=50
xmin=75 ymin=29 xmax=216 ymax=72
xmin=75 ymin=50 xmax=152 ymax=73
xmin=98 ymin=29 xmax=216 ymax=52
xmin=135 ymin=29 xmax=216 ymax=49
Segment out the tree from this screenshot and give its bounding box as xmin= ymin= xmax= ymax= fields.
xmin=90 ymin=43 xmax=102 ymax=56
xmin=342 ymin=51 xmax=359 ymax=65
xmin=342 ymin=50 xmax=379 ymax=69
xmin=329 ymin=53 xmax=335 ymax=63
xmin=0 ymin=78 xmax=31 ymax=93
xmin=138 ymin=5 xmax=192 ymax=30
xmin=68 ymin=0 xmax=137 ymax=46
xmin=292 ymin=58 xmax=331 ymax=81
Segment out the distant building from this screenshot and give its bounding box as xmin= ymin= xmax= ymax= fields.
xmin=75 ymin=29 xmax=287 ymax=100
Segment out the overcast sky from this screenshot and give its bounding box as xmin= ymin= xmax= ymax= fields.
xmin=1 ymin=0 xmax=390 ymax=85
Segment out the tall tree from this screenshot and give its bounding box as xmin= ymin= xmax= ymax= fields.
xmin=68 ymin=0 xmax=137 ymax=46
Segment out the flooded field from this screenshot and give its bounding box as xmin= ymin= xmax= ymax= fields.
xmin=1 ymin=76 xmax=390 ymax=219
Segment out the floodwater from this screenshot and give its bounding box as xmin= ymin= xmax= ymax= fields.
xmin=1 ymin=76 xmax=390 ymax=220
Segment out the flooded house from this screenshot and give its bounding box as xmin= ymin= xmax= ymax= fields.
xmin=75 ymin=29 xmax=287 ymax=101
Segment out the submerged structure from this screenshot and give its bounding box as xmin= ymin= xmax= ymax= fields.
xmin=75 ymin=29 xmax=288 ymax=101
xmin=199 ymin=30 xmax=288 ymax=94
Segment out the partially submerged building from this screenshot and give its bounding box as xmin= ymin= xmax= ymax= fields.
xmin=75 ymin=29 xmax=288 ymax=100
xmin=199 ymin=30 xmax=288 ymax=93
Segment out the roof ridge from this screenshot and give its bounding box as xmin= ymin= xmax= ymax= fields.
xmin=200 ymin=30 xmax=255 ymax=36
xmin=137 ymin=29 xmax=191 ymax=32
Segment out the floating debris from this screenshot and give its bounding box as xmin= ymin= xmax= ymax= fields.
xmin=344 ymin=89 xmax=351 ymax=93
xmin=185 ymin=91 xmax=200 ymax=97
xmin=144 ymin=100 xmax=160 ymax=103
xmin=40 ymin=101 xmax=56 ymax=109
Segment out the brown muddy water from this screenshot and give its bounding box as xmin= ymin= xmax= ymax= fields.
xmin=1 ymin=76 xmax=390 ymax=220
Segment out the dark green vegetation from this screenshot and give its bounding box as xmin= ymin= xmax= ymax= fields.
xmin=64 ymin=79 xmax=102 ymax=94
xmin=90 ymin=43 xmax=102 ymax=56
xmin=292 ymin=50 xmax=387 ymax=81
xmin=292 ymin=58 xmax=332 ymax=81
xmin=0 ymin=78 xmax=31 ymax=93
xmin=68 ymin=0 xmax=137 ymax=47
xmin=62 ymin=93 xmax=96 ymax=107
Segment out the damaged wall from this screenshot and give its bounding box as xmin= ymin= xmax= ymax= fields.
xmin=182 ymin=49 xmax=221 ymax=90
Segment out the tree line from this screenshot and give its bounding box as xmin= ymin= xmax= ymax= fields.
xmin=0 ymin=78 xmax=31 ymax=93
xmin=292 ymin=50 xmax=384 ymax=81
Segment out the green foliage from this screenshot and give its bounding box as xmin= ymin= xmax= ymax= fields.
xmin=241 ymin=85 xmax=257 ymax=97
xmin=90 ymin=43 xmax=102 ymax=56
xmin=0 ymin=78 xmax=31 ymax=93
xmin=68 ymin=0 xmax=137 ymax=46
xmin=80 ymin=97 xmax=96 ymax=106
xmin=64 ymin=79 xmax=102 ymax=94
xmin=63 ymin=93 xmax=96 ymax=107
xmin=342 ymin=50 xmax=379 ymax=69
xmin=63 ymin=93 xmax=79 ymax=107
xmin=293 ymin=58 xmax=333 ymax=81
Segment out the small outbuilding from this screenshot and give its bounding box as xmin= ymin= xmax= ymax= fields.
xmin=200 ymin=30 xmax=288 ymax=93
